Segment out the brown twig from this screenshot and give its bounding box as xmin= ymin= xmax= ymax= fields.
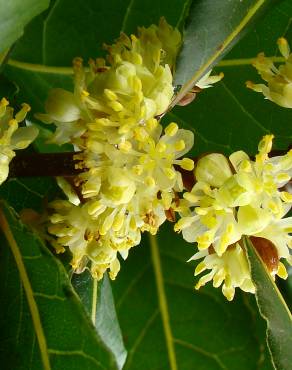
xmin=8 ymin=152 xmax=83 ymax=178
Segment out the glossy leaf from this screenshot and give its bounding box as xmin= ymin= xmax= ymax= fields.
xmin=73 ymin=272 xmax=127 ymax=370
xmin=0 ymin=177 xmax=59 ymax=213
xmin=112 ymin=224 xmax=273 ymax=370
xmin=0 ymin=0 xmax=49 ymax=54
xmin=173 ymin=0 xmax=277 ymax=106
xmin=9 ymin=0 xmax=191 ymax=66
xmin=244 ymin=237 xmax=292 ymax=370
xmin=3 ymin=0 xmax=191 ymax=112
xmin=0 ymin=0 xmax=291 ymax=369
xmin=0 ymin=202 xmax=115 ymax=370
xmin=0 ymin=175 xmax=126 ymax=369
xmin=168 ymin=0 xmax=292 ymax=157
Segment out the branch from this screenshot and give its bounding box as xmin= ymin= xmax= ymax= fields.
xmin=9 ymin=152 xmax=83 ymax=178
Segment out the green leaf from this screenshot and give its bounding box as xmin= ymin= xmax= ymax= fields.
xmin=0 ymin=0 xmax=49 ymax=54
xmin=0 ymin=1 xmax=289 ymax=369
xmin=0 ymin=177 xmax=126 ymax=369
xmin=9 ymin=0 xmax=192 ymax=66
xmin=173 ymin=0 xmax=277 ymax=106
xmin=73 ymin=272 xmax=127 ymax=370
xmin=4 ymin=66 xmax=72 ymax=113
xmin=243 ymin=237 xmax=292 ymax=370
xmin=0 ymin=177 xmax=59 ymax=213
xmin=0 ymin=202 xmax=115 ymax=370
xmin=3 ymin=0 xmax=191 ymax=112
xmin=112 ymin=223 xmax=273 ymax=370
xmin=167 ymin=0 xmax=292 ymax=157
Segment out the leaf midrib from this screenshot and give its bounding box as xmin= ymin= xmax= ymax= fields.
xmin=149 ymin=234 xmax=178 ymax=370
xmin=172 ymin=0 xmax=268 ymax=107
xmin=0 ymin=206 xmax=51 ymax=370
xmin=5 ymin=55 xmax=285 ymax=77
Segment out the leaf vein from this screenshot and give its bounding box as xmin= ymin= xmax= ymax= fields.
xmin=48 ymin=349 xmax=106 ymax=369
xmin=0 ymin=207 xmax=51 ymax=370
xmin=174 ymin=338 xmax=227 ymax=370
xmin=149 ymin=234 xmax=178 ymax=370
xmin=125 ymin=309 xmax=159 ymax=369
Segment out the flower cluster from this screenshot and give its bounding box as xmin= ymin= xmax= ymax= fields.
xmin=38 ymin=19 xmax=202 ymax=279
xmin=0 ymin=98 xmax=38 ymax=185
xmin=175 ymin=135 xmax=292 ymax=300
xmin=246 ymin=37 xmax=292 ymax=108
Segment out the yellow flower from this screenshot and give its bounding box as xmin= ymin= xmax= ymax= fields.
xmin=37 ymin=19 xmax=181 ymax=146
xmin=175 ymin=135 xmax=292 ymax=299
xmin=0 ymin=98 xmax=38 ymax=184
xmin=195 ymin=70 xmax=224 ymax=90
xmin=246 ymin=37 xmax=292 ymax=108
xmin=42 ymin=20 xmax=196 ymax=281
xmin=190 ymin=244 xmax=255 ymax=301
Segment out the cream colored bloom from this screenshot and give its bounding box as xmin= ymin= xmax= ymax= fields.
xmin=0 ymin=98 xmax=38 ymax=184
xmin=42 ymin=19 xmax=196 ymax=281
xmin=195 ymin=70 xmax=224 ymax=90
xmin=190 ymin=244 xmax=255 ymax=301
xmin=37 ymin=19 xmax=180 ymax=146
xmin=246 ymin=37 xmax=292 ymax=108
xmin=175 ymin=135 xmax=292 ymax=299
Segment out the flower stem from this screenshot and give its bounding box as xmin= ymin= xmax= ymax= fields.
xmin=8 ymin=148 xmax=290 ymax=179
xmin=9 ymin=152 xmax=83 ymax=178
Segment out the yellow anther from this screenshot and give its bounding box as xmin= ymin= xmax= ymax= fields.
xmin=139 ymin=155 xmax=147 ymax=164
xmin=104 ymin=89 xmax=118 ymax=101
xmin=174 ymin=140 xmax=185 ymax=151
xmin=146 ymin=118 xmax=158 ymax=131
xmin=258 ymin=134 xmax=274 ymax=156
xmin=132 ymin=165 xmax=143 ymax=176
xmin=276 ymin=172 xmax=290 ymax=183
xmin=277 ymin=261 xmax=288 ymax=279
xmin=267 ymin=200 xmax=279 ymax=214
xmin=180 ymin=158 xmax=194 ymax=171
xmin=280 ymin=191 xmax=292 ymax=203
xmin=118 ymin=124 xmax=131 ymax=134
xmin=165 ymin=122 xmax=178 ymax=137
xmin=196 ymin=234 xmax=211 ymax=248
xmin=118 ymin=141 xmax=132 ymax=152
xmin=135 ymin=127 xmax=148 ymax=142
xmin=132 ymin=76 xmax=142 ymax=92
xmin=277 ymin=37 xmax=290 ymax=59
xmin=174 ymin=216 xmax=193 ymax=231
xmin=156 ymin=142 xmax=167 ymax=153
xmin=95 ymin=118 xmax=113 ymax=127
xmin=108 ymin=101 xmax=123 ymax=112
xmin=112 ymin=212 xmax=124 ymax=231
xmin=81 ymin=90 xmax=90 ymax=99
xmin=195 ymin=207 xmax=208 ymax=216
xmin=145 ymin=176 xmax=156 ymax=187
xmin=246 ymin=81 xmax=263 ymax=92
xmin=164 ymin=167 xmax=175 ymax=179
xmin=15 ymin=103 xmax=31 ymax=122
xmin=183 ymin=192 xmax=198 ymax=203
xmin=87 ymin=201 xmax=103 ymax=216
xmin=100 ymin=216 xmax=114 ymax=235
xmin=21 ymin=103 xmax=31 ymax=112
xmin=201 ymin=215 xmax=217 ymax=229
